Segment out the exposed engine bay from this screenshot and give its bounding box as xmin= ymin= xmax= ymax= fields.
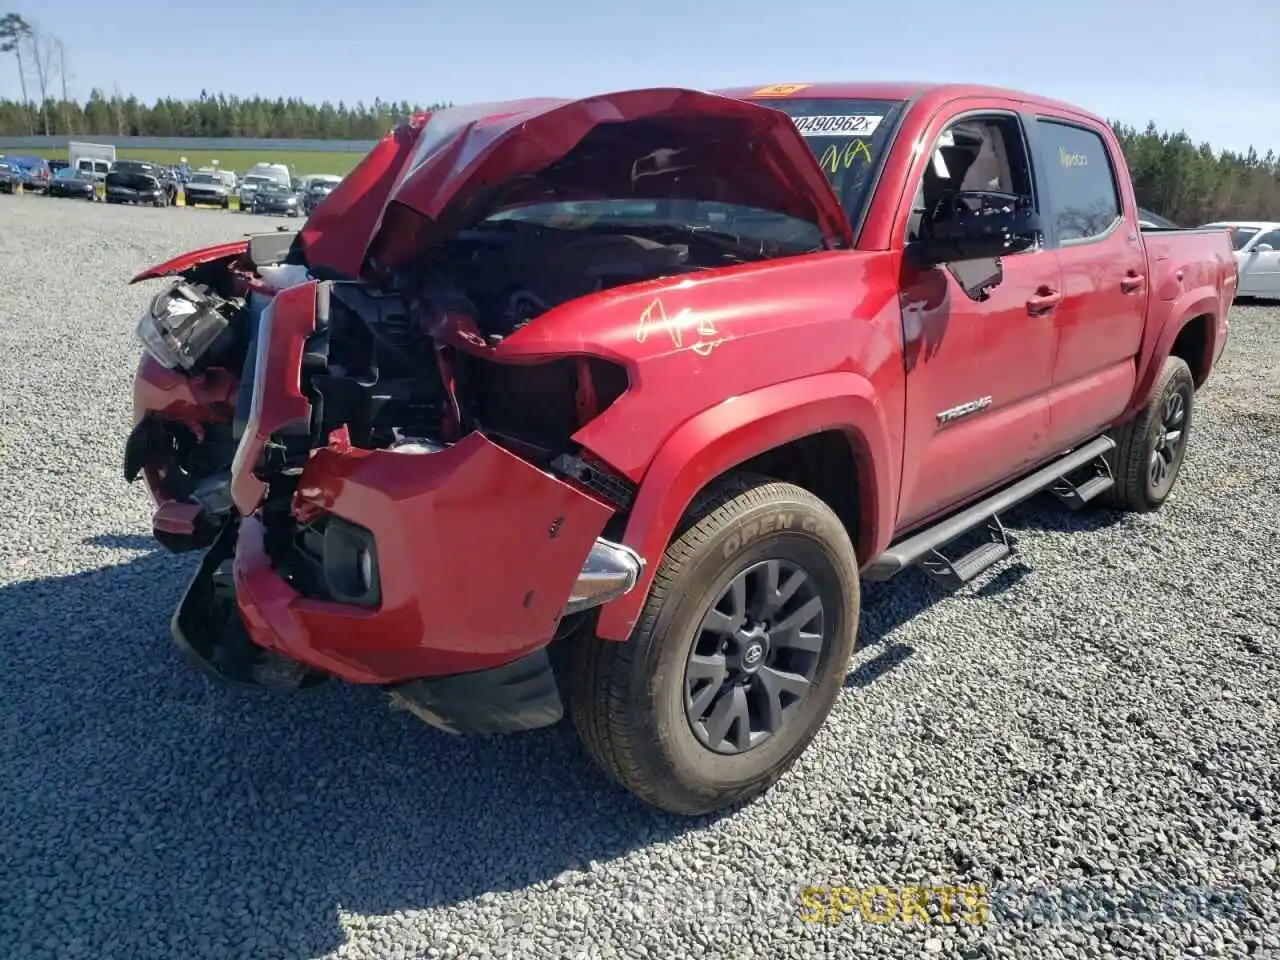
xmin=414 ymin=220 xmax=769 ymax=340
xmin=131 ymin=219 xmax=776 ymax=543
xmin=307 ymin=223 xmax=763 ymax=462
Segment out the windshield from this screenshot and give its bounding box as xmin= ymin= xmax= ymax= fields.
xmin=1229 ymin=227 xmax=1260 ymax=250
xmin=259 ymin=182 xmax=288 ymax=195
xmin=746 ymin=97 xmax=906 ymax=234
xmin=244 ymin=176 xmax=272 ymax=186
xmin=189 ymin=173 xmax=218 ymax=185
xmin=107 ymin=171 xmax=157 ymax=189
xmin=55 ymin=168 xmax=81 ymax=179
xmin=485 ymin=199 xmax=830 ymax=255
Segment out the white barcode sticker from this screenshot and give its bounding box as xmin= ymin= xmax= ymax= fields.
xmin=792 ymin=114 xmax=883 ymax=138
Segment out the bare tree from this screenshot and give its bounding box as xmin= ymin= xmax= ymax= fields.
xmin=55 ymin=36 xmax=72 ymax=132
xmin=0 ymin=12 xmax=33 ymax=134
xmin=111 ymin=81 xmax=125 ymax=135
xmin=24 ymin=23 xmax=59 ymax=135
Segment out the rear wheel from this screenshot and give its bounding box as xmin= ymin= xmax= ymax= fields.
xmin=1099 ymin=355 xmax=1195 ymax=512
xmin=568 ymin=473 xmax=859 ymax=816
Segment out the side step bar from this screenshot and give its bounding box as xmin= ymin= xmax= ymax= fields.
xmin=1049 ymin=452 xmax=1116 ymax=510
xmin=864 ymin=435 xmax=1116 ymax=589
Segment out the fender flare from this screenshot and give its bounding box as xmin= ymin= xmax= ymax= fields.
xmin=1124 ymin=288 xmax=1220 ymax=421
xmin=592 ymin=371 xmax=897 ymax=642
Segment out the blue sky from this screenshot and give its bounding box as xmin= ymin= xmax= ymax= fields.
xmin=7 ymin=0 xmax=1278 ymax=154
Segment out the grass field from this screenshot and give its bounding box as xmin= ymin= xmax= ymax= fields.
xmin=3 ymin=145 xmax=366 ymax=175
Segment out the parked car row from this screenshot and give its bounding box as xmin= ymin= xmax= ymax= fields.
xmin=0 ymin=153 xmax=55 ymax=193
xmin=1 ymin=150 xmax=345 ymax=218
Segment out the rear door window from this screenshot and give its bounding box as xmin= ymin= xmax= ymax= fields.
xmin=1033 ymin=119 xmax=1123 ymax=243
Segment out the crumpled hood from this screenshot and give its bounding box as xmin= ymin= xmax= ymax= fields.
xmin=299 ymin=88 xmax=851 ymax=280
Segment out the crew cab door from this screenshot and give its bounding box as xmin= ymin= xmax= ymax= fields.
xmin=1027 ymin=117 xmax=1147 ymax=450
xmin=893 ymin=105 xmax=1060 ymax=531
xmin=1237 ymin=227 xmax=1280 ymax=298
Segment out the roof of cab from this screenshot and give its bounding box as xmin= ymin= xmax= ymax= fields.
xmin=715 ymin=81 xmax=1104 ymax=123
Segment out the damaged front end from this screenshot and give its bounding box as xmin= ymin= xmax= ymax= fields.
xmin=125 ymin=279 xmax=250 ymax=552
xmin=132 ymin=86 xmax=851 ymax=735
xmin=172 ymin=278 xmax=645 ymax=732
xmin=124 ymin=230 xmax=325 ymax=552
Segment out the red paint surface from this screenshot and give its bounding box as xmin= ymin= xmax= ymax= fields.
xmin=234 ymin=434 xmax=611 ymax=682
xmin=229 ymin=282 xmax=319 ymax=516
xmin=130 ymin=240 xmax=250 ymax=284
xmin=132 ymin=354 xmax=239 ymax=508
xmin=132 ymin=354 xmax=238 ymax=425
xmin=298 ymin=113 xmax=432 ymax=279
xmin=130 ymin=81 xmax=1236 ymax=675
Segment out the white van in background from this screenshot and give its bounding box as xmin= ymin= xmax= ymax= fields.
xmin=69 ymin=141 xmax=115 ymax=182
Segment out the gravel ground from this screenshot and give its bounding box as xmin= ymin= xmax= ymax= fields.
xmin=1 ymin=193 xmax=1278 ymax=960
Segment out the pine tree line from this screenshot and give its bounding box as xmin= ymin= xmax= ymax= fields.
xmin=1110 ymin=121 xmax=1280 ymax=225
xmin=0 ymin=91 xmax=450 ymax=142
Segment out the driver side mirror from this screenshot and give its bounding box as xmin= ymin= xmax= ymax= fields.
xmin=1254 ymin=243 xmax=1274 ymax=253
xmin=908 ymin=190 xmax=1042 ymax=268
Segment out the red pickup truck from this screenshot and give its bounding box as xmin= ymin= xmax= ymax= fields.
xmin=123 ymin=82 xmax=1236 ymax=816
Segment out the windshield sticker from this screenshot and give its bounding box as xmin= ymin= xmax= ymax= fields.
xmin=793 ymin=115 xmax=883 ymax=138
xmin=818 ymin=140 xmax=874 ymax=174
xmin=1059 ymin=146 xmax=1088 ymax=168
xmin=751 ymin=83 xmax=812 ymax=98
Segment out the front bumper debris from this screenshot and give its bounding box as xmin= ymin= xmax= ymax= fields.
xmin=124 ymin=411 xmax=236 ymax=553
xmin=176 ymin=516 xmax=643 ymax=734
xmin=170 ymin=521 xmax=328 ymax=691
xmin=387 ymin=646 xmax=565 ymax=735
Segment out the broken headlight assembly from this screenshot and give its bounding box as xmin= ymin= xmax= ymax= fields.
xmin=135 ymin=281 xmax=237 ymax=373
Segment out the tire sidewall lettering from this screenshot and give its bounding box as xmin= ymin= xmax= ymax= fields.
xmin=721 ymin=509 xmax=827 ymax=560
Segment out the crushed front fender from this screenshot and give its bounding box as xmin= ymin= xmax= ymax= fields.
xmin=235 ymin=432 xmax=616 ymax=683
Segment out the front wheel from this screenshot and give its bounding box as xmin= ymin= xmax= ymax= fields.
xmin=567 ymin=473 xmax=860 ymax=816
xmin=1098 ymin=355 xmax=1195 ymax=512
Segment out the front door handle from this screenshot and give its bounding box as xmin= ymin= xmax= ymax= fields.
xmin=1121 ymin=271 xmax=1146 ymax=294
xmin=1026 ymin=288 xmax=1062 ymax=316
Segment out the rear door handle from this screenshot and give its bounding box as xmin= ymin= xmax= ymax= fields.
xmin=1121 ymin=272 xmax=1146 ymax=294
xmin=1026 ymin=289 xmax=1062 ymax=315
